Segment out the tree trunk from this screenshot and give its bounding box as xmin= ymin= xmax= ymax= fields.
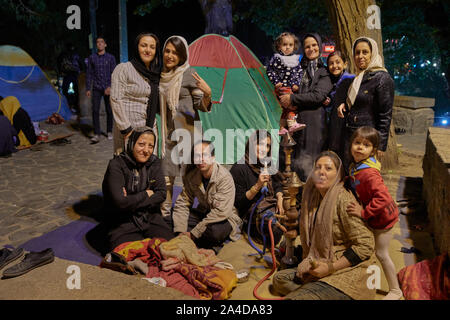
xmin=198 ymin=0 xmax=233 ymax=35
xmin=325 ymin=0 xmax=399 ymax=170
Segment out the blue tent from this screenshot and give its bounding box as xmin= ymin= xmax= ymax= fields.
xmin=0 ymin=45 xmax=72 ymax=121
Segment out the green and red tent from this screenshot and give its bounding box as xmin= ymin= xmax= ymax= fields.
xmin=188 ymin=34 xmax=282 ymax=164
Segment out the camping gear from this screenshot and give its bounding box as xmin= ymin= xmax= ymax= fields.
xmin=0 ymin=45 xmax=72 ymax=122
xmin=188 ymin=35 xmax=282 ymax=164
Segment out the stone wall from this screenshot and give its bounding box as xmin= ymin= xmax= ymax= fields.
xmin=393 ymin=96 xmax=435 ymax=135
xmin=422 ymin=127 xmax=450 ymax=255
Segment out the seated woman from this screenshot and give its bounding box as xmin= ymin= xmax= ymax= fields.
xmin=0 ymin=112 xmax=18 ymax=157
xmin=102 ymin=126 xmax=175 ymax=252
xmin=0 ymin=96 xmax=37 ymax=148
xmin=272 ymin=151 xmax=376 ymax=300
xmin=230 ymin=129 xmax=284 ymax=245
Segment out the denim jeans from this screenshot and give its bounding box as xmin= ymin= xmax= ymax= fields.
xmin=92 ymin=89 xmax=113 ymax=135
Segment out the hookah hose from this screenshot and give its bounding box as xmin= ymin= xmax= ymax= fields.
xmin=253 ymin=217 xmax=285 ymax=300
xmin=247 ymin=186 xmax=269 ymax=257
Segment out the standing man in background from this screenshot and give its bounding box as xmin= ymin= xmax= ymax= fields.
xmin=86 ymin=36 xmax=117 ymax=143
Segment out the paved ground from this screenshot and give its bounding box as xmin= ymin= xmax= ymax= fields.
xmin=0 ymin=119 xmax=436 ymax=300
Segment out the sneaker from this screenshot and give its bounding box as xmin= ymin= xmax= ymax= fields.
xmin=278 ymin=127 xmax=289 ymax=135
xmin=288 ymin=122 xmax=306 ymax=133
xmin=2 ymin=248 xmax=54 ymax=279
xmin=90 ymin=135 xmax=100 ymax=144
xmin=0 ymin=247 xmax=24 ymax=270
xmin=107 ymin=132 xmax=113 ymax=140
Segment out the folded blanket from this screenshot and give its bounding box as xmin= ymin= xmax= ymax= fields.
xmin=176 ymin=264 xmax=237 ymax=300
xmin=114 ymin=238 xmax=166 ymax=266
xmin=159 ymin=234 xmax=221 ymax=267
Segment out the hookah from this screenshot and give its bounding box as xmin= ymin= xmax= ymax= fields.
xmin=252 ymin=132 xmax=303 ymax=300
xmin=276 ymin=132 xmax=303 ymax=269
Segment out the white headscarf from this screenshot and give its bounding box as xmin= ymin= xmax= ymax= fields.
xmin=346 ymin=37 xmax=388 ymax=108
xmin=159 ymin=35 xmax=190 ymax=157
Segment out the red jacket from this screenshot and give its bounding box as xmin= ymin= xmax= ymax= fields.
xmin=350 ymin=158 xmax=399 ymax=230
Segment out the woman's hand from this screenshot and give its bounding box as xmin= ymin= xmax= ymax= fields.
xmin=122 ymin=187 xmax=127 ymax=197
xmin=256 ymin=172 xmax=270 ymax=189
xmin=309 ymin=261 xmax=332 ymax=278
xmin=337 ymin=103 xmax=346 ymax=118
xmin=146 ymin=190 xmax=154 ymax=198
xmin=192 ymin=72 xmax=212 ymax=97
xmin=347 ymin=202 xmax=363 ymax=217
xmin=123 ymin=130 xmax=132 ymax=142
xmin=279 ymin=94 xmax=292 ymax=108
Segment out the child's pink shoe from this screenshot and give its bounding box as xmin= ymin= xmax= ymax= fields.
xmin=279 ymin=127 xmax=289 ymax=135
xmin=288 ymin=122 xmax=306 ymax=133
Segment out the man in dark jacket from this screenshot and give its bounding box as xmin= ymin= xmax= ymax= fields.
xmin=279 ymin=33 xmax=333 ymax=181
xmin=101 ymin=127 xmax=174 ymax=251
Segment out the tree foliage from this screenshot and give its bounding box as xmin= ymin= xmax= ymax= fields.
xmin=0 ymin=0 xmax=48 ymax=29
xmin=0 ymin=0 xmax=89 ymax=70
xmin=380 ymin=0 xmax=449 ymax=100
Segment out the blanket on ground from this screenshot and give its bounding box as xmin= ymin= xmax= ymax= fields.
xmin=159 ymin=234 xmax=221 ymax=270
xmin=113 ymin=238 xmax=236 ymax=300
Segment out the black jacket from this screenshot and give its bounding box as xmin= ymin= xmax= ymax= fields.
xmin=346 ymin=71 xmax=394 ymax=151
xmin=230 ymin=163 xmax=283 ymax=219
xmin=102 ymin=153 xmax=166 ymax=223
xmin=290 ymin=66 xmax=333 ymax=110
xmin=286 ymin=61 xmax=333 ymax=181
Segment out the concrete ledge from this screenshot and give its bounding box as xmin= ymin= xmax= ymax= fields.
xmin=394 ymin=95 xmax=435 ymax=109
xmin=422 ymin=127 xmax=450 ymax=255
xmin=393 ymin=95 xmax=435 ymax=135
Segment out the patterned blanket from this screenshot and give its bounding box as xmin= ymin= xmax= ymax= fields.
xmin=398 ymin=253 xmax=449 ymax=300
xmin=113 ymin=238 xmax=237 ymax=300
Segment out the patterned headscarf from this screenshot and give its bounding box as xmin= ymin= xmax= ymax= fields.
xmin=159 ymin=35 xmax=190 ymax=157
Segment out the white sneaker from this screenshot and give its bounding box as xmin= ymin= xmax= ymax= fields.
xmin=90 ymin=135 xmax=100 ymax=144
xmin=107 ymin=132 xmax=113 ymax=140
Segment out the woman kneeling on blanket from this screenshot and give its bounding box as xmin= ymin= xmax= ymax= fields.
xmin=102 ymin=126 xmax=175 ymax=251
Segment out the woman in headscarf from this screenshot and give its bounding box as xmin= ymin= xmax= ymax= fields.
xmin=0 ymin=96 xmax=37 ymax=148
xmin=102 ymin=127 xmax=175 ymax=252
xmin=337 ymin=37 xmax=395 ymax=169
xmin=110 ymin=32 xmax=162 ymax=155
xmin=272 ymin=151 xmax=376 ymax=300
xmin=230 ymin=129 xmax=285 ymax=245
xmin=158 ymin=35 xmax=212 ymax=216
xmin=279 ymin=33 xmax=333 ymax=182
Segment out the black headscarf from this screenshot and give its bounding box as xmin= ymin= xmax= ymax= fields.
xmin=122 ymin=126 xmax=156 ymax=166
xmin=130 ymin=33 xmax=162 ymax=128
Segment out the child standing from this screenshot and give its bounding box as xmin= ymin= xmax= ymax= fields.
xmin=324 ymin=51 xmax=355 ymax=155
xmin=346 ymin=126 xmax=403 ymax=300
xmin=266 ymin=32 xmax=305 ymax=135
